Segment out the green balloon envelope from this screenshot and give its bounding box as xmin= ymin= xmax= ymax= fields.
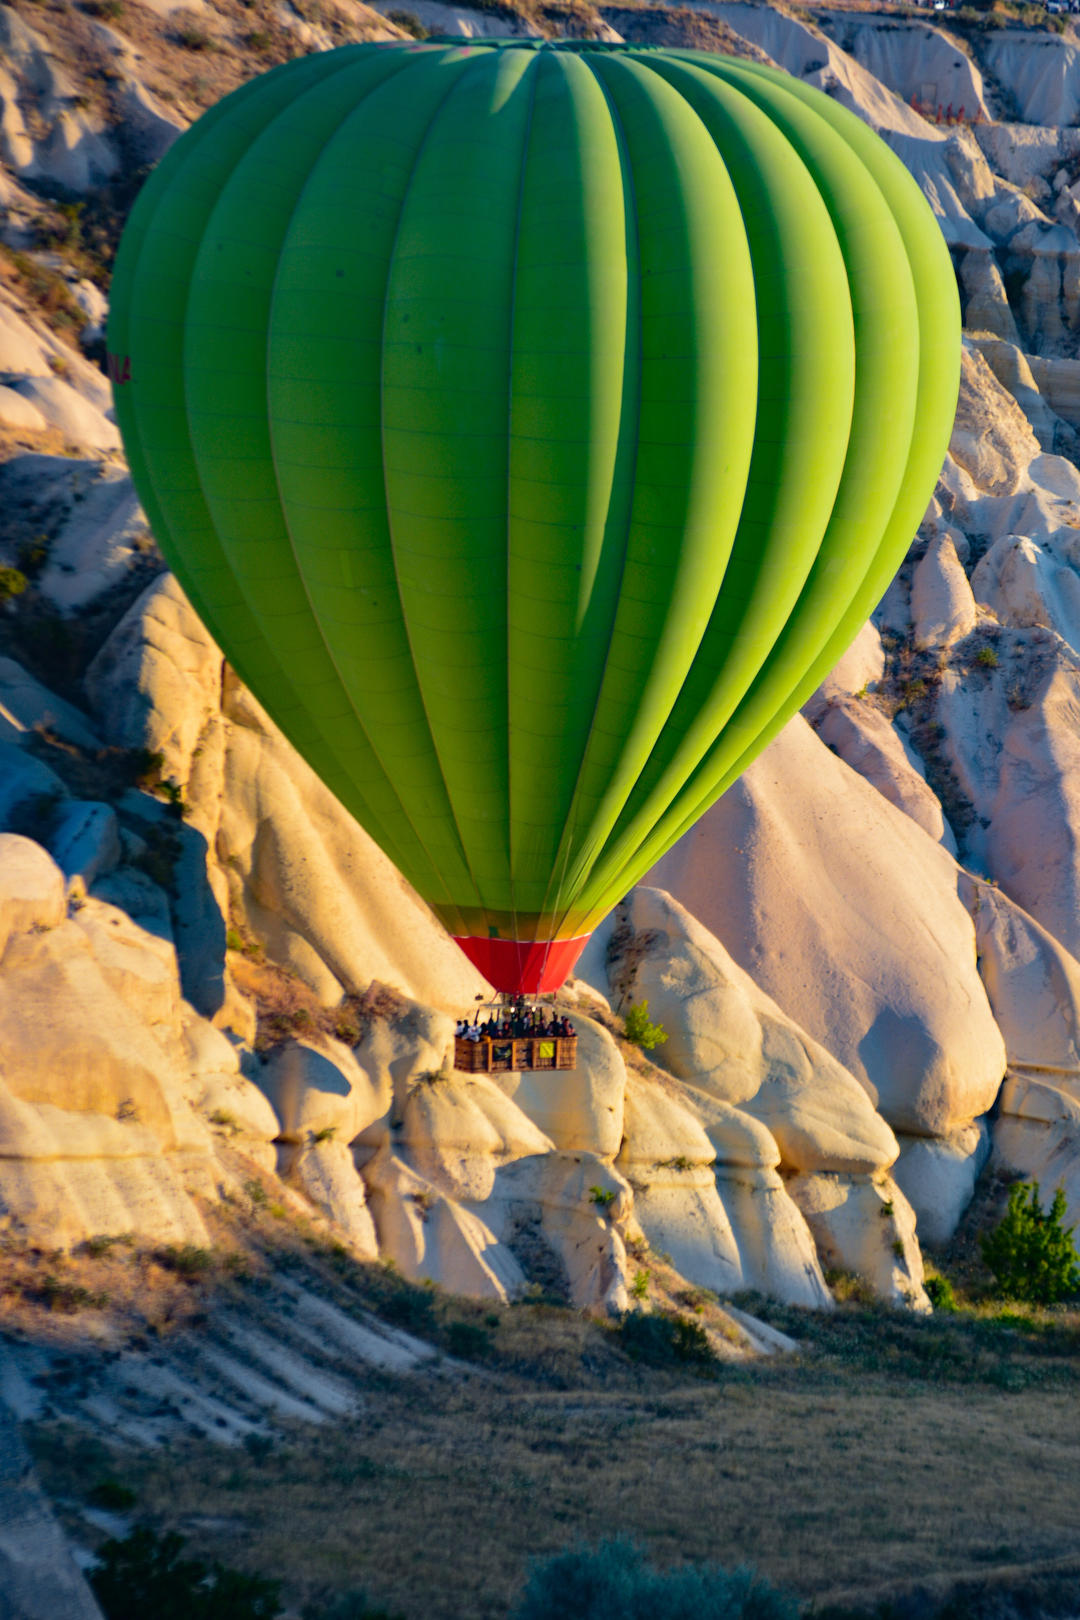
xmin=107 ymin=39 xmax=960 ymax=994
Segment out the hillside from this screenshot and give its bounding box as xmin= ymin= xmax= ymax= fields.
xmin=6 ymin=4 xmax=1080 ymax=1614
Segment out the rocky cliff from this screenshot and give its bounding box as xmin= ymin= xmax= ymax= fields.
xmin=4 ymin=0 xmax=1080 ymax=1332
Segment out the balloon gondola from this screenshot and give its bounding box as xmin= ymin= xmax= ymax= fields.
xmin=107 ymin=39 xmax=960 ymax=994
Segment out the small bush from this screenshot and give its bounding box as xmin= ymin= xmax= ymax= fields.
xmin=176 ymin=23 xmax=215 ymax=47
xmin=386 ymin=7 xmax=428 ymax=32
xmin=511 ymin=1538 xmax=797 ymax=1620
xmin=623 ymin=999 xmax=667 ymax=1051
xmin=589 ymin=1185 xmax=615 ymax=1209
xmin=630 ymin=1269 xmax=650 ymax=1302
xmin=90 ymin=1524 xmax=282 ymax=1619
xmin=617 ymin=1310 xmax=715 ymax=1370
xmin=246 ymin=27 xmax=274 ymax=46
xmin=976 ymin=645 xmax=998 ymax=668
xmin=924 ymin=1274 xmax=958 ymax=1312
xmin=980 ymin=1180 xmax=1080 ymax=1304
xmin=0 ymin=567 xmax=27 ymax=602
xmin=90 ymin=1478 xmax=137 ymax=1511
xmin=157 ymin=1244 xmax=214 ymax=1279
xmin=445 ymin=1319 xmax=492 ymax=1360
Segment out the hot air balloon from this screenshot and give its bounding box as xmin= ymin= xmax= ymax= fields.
xmin=107 ymin=39 xmax=960 ymax=995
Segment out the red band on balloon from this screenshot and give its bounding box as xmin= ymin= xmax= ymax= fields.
xmin=452 ymin=934 xmax=591 ymax=994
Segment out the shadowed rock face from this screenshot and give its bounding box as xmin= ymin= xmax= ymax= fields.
xmin=0 ymin=1379 xmax=105 ymax=1620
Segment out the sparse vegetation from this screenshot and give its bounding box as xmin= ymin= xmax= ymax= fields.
xmin=0 ymin=566 xmax=28 ymax=602
xmin=616 ymin=1309 xmax=716 ymax=1370
xmin=976 ymin=645 xmax=999 ymax=668
xmin=385 ymin=8 xmax=428 ymax=34
xmin=90 ymin=1524 xmax=283 ymax=1619
xmin=589 ymin=1185 xmax=616 ymax=1209
xmin=511 ymin=1539 xmax=797 ymax=1620
xmin=623 ymin=999 xmax=668 ymax=1051
xmin=980 ymin=1181 xmax=1080 ymax=1305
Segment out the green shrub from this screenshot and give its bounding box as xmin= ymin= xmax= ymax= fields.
xmin=0 ymin=567 xmax=27 ymax=602
xmin=617 ymin=1310 xmax=715 ymax=1370
xmin=90 ymin=1524 xmax=282 ymax=1619
xmin=511 ymin=1538 xmax=797 ymax=1620
xmin=90 ymin=1478 xmax=137 ymax=1510
xmin=623 ymin=1000 xmax=667 ymax=1051
xmin=157 ymin=1244 xmax=214 ymax=1278
xmin=386 ymin=7 xmax=428 ymax=33
xmin=980 ymin=1180 xmax=1080 ymax=1304
xmin=975 ymin=645 xmax=998 ymax=668
xmin=445 ymin=1319 xmax=492 ymax=1359
xmin=924 ymin=1274 xmax=958 ymax=1312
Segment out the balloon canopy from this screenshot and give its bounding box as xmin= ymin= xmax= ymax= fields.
xmin=107 ymin=39 xmax=960 ymax=994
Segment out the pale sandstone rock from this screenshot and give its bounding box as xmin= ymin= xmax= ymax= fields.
xmin=491 ymin=1015 xmax=625 ymax=1158
xmin=0 ymin=834 xmax=64 ymax=959
xmin=38 ymin=464 xmax=152 ymax=614
xmin=613 ymin=1066 xmax=829 ymax=1307
xmin=971 ymin=533 xmax=1080 ymax=649
xmin=0 ymin=657 xmax=101 ymax=751
xmin=911 ymin=534 xmax=978 ymax=650
xmin=616 ymin=1071 xmax=716 ymax=1180
xmin=289 ymin=1138 xmax=378 ymax=1258
xmin=354 ymin=998 xmax=454 ymax=1130
xmin=71 ymin=895 xmax=181 ymax=1037
xmin=648 ymin=720 xmax=1006 ymax=1138
xmin=0 ymin=300 xmax=50 ymax=376
xmin=0 ymin=739 xmax=68 ymax=830
xmin=0 ymin=384 xmax=46 ymax=432
xmin=482 ymin=1152 xmax=632 ymax=1314
xmin=629 ymin=1175 xmax=743 ymax=1299
xmin=400 ymin=1074 xmax=554 ymax=1203
xmin=194 ymin=1073 xmax=278 ymax=1172
xmin=11 ymin=375 xmax=118 ymax=453
xmin=713 ymin=1163 xmax=832 ymax=1310
xmin=892 ymin=1123 xmax=990 ymax=1247
xmin=0 ymin=1082 xmax=209 ymax=1249
xmin=788 ymin=1172 xmax=930 ymax=1311
xmin=181 ymin=1005 xmax=241 ymax=1077
xmin=367 ymin=0 xmax=542 ymax=34
xmin=962 ymin=875 xmax=1080 ymax=1070
xmin=0 ymin=921 xmax=206 ymax=1151
xmin=813 ymin=697 xmax=956 ymax=852
xmin=258 ymin=1037 xmax=387 ymax=1146
xmin=969 ymin=337 xmax=1066 ymax=452
xmin=957 ymin=248 xmax=1021 ymax=343
xmin=832 ymin=17 xmax=989 ymax=121
xmin=220 ymin=674 xmax=490 ymax=1010
xmin=679 ymin=1089 xmax=780 ymax=1170
xmin=594 ymin=888 xmax=899 ymax=1172
xmin=938 ymin=637 xmax=1080 ymax=963
xmin=362 ymin=1143 xmax=524 ymax=1301
xmin=949 ymin=343 xmax=1041 ymax=496
xmin=85 ymin=573 xmax=222 ymax=791
xmin=993 ymin=1095 xmax=1080 ymax=1232
xmin=802 ymin=619 xmax=884 ymax=724
xmin=49 ymin=801 xmax=121 ymax=893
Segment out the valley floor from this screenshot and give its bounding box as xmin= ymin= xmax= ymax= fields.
xmin=12 ymin=1224 xmax=1080 ymax=1620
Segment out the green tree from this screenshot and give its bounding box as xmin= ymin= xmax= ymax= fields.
xmin=623 ymin=1000 xmax=667 ymax=1052
xmin=980 ymin=1180 xmax=1080 ymax=1304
